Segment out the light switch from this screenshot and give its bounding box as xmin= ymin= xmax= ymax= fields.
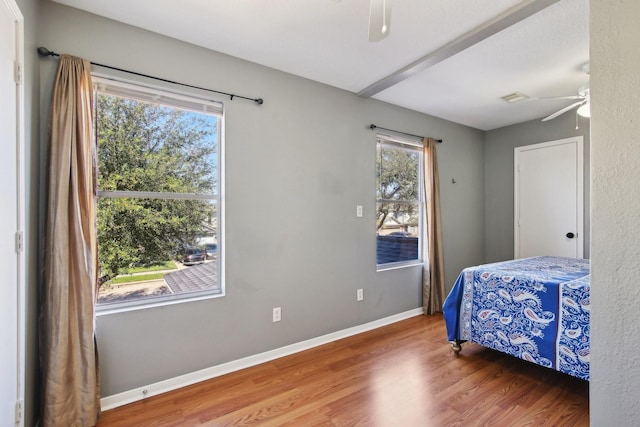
xmin=356 ymin=205 xmax=363 ymax=217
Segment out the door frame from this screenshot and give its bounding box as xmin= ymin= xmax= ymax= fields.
xmin=1 ymin=0 xmax=25 ymax=424
xmin=514 ymin=136 xmax=584 ymax=259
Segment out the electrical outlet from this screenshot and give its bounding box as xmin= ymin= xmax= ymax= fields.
xmin=357 ymin=288 xmax=364 ymax=301
xmin=273 ymin=307 xmax=281 ymax=322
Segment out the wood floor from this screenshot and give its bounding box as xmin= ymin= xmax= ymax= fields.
xmin=96 ymin=314 xmax=589 ymax=426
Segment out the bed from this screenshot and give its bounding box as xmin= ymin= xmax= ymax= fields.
xmin=443 ymin=256 xmax=590 ymax=381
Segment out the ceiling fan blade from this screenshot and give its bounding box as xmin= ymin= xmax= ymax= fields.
xmin=533 ymin=95 xmax=584 ymax=101
xmin=541 ymin=100 xmax=585 ymax=122
xmin=368 ymin=0 xmax=391 ymax=42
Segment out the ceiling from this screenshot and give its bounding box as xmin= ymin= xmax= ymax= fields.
xmin=51 ymin=0 xmax=589 ymax=131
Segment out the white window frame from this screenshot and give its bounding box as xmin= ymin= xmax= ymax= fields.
xmin=93 ymin=75 xmax=225 ymax=314
xmin=375 ymin=134 xmax=424 ymax=271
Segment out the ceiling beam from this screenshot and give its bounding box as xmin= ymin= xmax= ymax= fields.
xmin=357 ymin=0 xmax=561 ymax=98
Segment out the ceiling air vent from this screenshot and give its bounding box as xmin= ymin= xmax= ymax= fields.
xmin=501 ymin=92 xmax=529 ymax=103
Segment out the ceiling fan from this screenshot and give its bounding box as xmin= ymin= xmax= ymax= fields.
xmin=541 ymin=85 xmax=590 ymax=121
xmin=368 ymin=0 xmax=391 ymax=42
xmin=541 ymin=63 xmax=590 ymax=122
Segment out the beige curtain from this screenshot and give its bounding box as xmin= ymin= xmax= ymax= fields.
xmin=422 ymin=137 xmax=446 ymax=315
xmin=41 ymin=55 xmax=100 ymax=426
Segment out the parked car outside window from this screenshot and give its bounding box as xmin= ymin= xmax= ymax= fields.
xmin=204 ymin=243 xmax=217 ymax=259
xmin=182 ymin=247 xmax=205 ymax=266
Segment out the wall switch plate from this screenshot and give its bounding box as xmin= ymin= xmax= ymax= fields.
xmin=273 ymin=307 xmax=281 ymax=322
xmin=356 ymin=205 xmax=363 ymax=217
xmin=357 ymin=288 xmax=364 ymax=301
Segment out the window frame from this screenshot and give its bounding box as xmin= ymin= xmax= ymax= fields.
xmin=92 ymin=75 xmax=226 ymax=314
xmin=375 ymin=134 xmax=424 ymax=271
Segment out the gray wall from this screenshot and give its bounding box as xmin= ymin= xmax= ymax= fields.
xmin=590 ymin=0 xmax=640 ymax=424
xmin=484 ymin=113 xmax=590 ymax=262
xmin=39 ymin=1 xmax=485 ymax=397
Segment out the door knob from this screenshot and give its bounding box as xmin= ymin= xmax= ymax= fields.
xmin=566 ymin=232 xmax=575 ymax=238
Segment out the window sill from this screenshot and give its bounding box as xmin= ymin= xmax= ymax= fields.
xmin=376 ymin=260 xmax=423 ymax=272
xmin=96 ymin=289 xmax=225 ymax=316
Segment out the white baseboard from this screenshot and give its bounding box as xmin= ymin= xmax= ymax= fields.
xmin=101 ymin=307 xmax=423 ymax=410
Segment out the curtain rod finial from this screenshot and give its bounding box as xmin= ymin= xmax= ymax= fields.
xmin=37 ymin=47 xmax=55 ymax=57
xmin=255 ymin=98 xmax=264 ymax=105
xmin=369 ymin=124 xmax=377 ymax=130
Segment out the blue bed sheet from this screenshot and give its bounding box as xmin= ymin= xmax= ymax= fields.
xmin=443 ymin=256 xmax=590 ymax=381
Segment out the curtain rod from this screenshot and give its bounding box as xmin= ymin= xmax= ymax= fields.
xmin=37 ymin=47 xmax=264 ymax=106
xmin=369 ymin=124 xmax=443 ymax=143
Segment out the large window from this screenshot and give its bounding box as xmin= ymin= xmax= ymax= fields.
xmin=94 ymin=77 xmax=223 ymax=310
xmin=376 ymin=136 xmax=423 ymax=267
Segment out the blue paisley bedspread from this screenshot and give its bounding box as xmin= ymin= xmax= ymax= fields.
xmin=443 ymin=256 xmax=590 ymax=381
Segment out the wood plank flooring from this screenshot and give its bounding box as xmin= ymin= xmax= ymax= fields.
xmin=96 ymin=314 xmax=589 ymax=426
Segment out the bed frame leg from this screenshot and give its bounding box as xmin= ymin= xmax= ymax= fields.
xmin=450 ymin=341 xmax=462 ymax=354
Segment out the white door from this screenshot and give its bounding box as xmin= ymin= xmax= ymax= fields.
xmin=514 ymin=137 xmax=584 ymax=259
xmin=0 ymin=0 xmax=24 ymax=425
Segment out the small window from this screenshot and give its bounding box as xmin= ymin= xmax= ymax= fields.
xmin=376 ymin=136 xmax=423 ymax=267
xmin=94 ymin=77 xmax=223 ymax=310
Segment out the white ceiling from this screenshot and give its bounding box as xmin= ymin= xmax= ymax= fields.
xmin=51 ymin=0 xmax=589 ymax=131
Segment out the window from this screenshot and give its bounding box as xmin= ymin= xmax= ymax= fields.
xmin=376 ymin=135 xmax=423 ymax=267
xmin=94 ymin=77 xmax=223 ymax=310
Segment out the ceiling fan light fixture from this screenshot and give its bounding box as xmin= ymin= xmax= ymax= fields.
xmin=368 ymin=0 xmax=391 ymax=42
xmin=577 ymin=102 xmax=590 ymax=118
